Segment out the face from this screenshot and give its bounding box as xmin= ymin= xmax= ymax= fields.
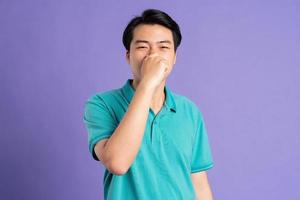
xmin=126 ymin=24 xmax=177 ymax=83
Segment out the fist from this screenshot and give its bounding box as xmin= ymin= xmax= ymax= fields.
xmin=139 ymin=53 xmax=170 ymax=89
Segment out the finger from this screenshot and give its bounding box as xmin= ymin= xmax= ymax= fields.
xmin=146 ymin=53 xmax=160 ymax=59
xmin=148 ymin=52 xmax=159 ymax=57
xmin=160 ymin=61 xmax=169 ymax=72
xmin=160 ymin=58 xmax=169 ymax=66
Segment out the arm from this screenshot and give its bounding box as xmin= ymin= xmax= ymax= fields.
xmin=96 ymin=83 xmax=155 ymax=175
xmin=191 ymin=171 xmax=214 ymax=200
xmin=95 ymin=53 xmax=169 ymax=175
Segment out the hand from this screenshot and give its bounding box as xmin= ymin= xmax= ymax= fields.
xmin=139 ymin=53 xmax=170 ymax=90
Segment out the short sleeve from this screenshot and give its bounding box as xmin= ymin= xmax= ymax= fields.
xmin=191 ymin=111 xmax=214 ymax=173
xmin=83 ymin=95 xmax=118 ymax=161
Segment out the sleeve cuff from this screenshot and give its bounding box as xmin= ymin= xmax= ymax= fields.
xmin=191 ymin=162 xmax=214 ymax=173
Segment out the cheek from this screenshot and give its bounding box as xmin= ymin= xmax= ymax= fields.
xmin=165 ymin=54 xmax=176 ymax=66
xmin=130 ymin=51 xmax=147 ymax=63
xmin=129 ymin=54 xmax=144 ymax=74
xmin=161 ymin=51 xmax=175 ymax=60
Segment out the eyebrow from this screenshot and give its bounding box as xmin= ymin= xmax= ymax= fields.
xmin=134 ymin=40 xmax=172 ymax=45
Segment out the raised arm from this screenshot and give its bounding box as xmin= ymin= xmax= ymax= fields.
xmin=94 ymin=53 xmax=170 ymax=175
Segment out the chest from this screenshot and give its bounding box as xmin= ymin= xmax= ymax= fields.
xmin=136 ymin=108 xmax=195 ymax=168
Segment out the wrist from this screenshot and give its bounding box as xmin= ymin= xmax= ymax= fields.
xmin=137 ymin=81 xmax=156 ymax=95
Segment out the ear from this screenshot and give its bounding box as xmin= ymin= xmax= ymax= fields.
xmin=126 ymin=50 xmax=130 ymax=64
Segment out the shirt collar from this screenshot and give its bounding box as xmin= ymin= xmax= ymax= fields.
xmin=121 ymin=79 xmax=177 ymax=112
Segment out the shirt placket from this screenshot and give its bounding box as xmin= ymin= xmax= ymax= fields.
xmin=149 ymin=102 xmax=168 ymax=146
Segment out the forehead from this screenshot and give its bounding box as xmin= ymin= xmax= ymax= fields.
xmin=132 ymin=24 xmax=174 ymax=44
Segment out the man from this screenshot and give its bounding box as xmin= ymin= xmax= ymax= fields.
xmin=83 ymin=9 xmax=214 ymax=200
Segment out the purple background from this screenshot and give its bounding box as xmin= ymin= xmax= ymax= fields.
xmin=1 ymin=1 xmax=299 ymax=199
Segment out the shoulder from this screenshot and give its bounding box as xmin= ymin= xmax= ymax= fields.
xmin=85 ymin=87 xmax=123 ymax=107
xmin=83 ymin=87 xmax=124 ymax=122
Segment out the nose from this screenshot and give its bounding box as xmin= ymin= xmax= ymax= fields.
xmin=148 ymin=45 xmax=159 ymax=55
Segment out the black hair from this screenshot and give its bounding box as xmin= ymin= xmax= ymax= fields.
xmin=122 ymin=9 xmax=182 ymax=52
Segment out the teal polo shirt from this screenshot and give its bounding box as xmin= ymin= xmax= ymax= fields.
xmin=83 ymin=79 xmax=214 ymax=200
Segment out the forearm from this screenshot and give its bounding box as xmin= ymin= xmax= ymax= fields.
xmin=191 ymin=171 xmax=214 ymax=200
xmin=103 ymin=82 xmax=155 ymax=174
xmin=196 ymin=183 xmax=214 ymax=200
